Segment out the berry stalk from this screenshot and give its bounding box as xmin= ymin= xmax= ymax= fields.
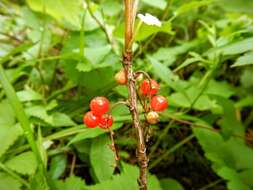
xmin=123 ymin=1 xmax=148 ymax=189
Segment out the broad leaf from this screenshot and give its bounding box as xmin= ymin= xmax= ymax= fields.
xmin=5 ymin=151 xmax=37 ymax=175
xmin=55 ymin=175 xmax=86 ymax=190
xmin=0 ymin=172 xmax=21 ymax=190
xmin=90 ymin=134 xmax=115 ymax=181
xmin=160 ymin=178 xmax=184 ymax=190
xmin=26 ymin=0 xmax=82 ymax=29
xmin=0 ymin=124 xmax=23 ymax=158
xmin=232 ymin=52 xmax=253 ymax=67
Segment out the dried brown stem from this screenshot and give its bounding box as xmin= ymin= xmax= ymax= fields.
xmin=124 ymin=1 xmax=148 ymax=190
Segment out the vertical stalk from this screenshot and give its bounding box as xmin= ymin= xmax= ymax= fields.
xmin=123 ymin=1 xmax=148 ymax=190
xmin=0 ymin=63 xmax=48 ymax=189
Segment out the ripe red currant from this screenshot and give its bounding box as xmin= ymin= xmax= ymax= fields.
xmin=98 ymin=114 xmax=113 ymax=129
xmin=90 ymin=96 xmax=110 ymax=116
xmin=140 ymin=79 xmax=159 ymax=96
xmin=115 ymin=69 xmax=127 ymax=85
xmin=150 ymin=95 xmax=168 ymax=112
xmin=83 ymin=111 xmax=100 ymax=128
xmin=146 ymin=111 xmax=159 ymax=124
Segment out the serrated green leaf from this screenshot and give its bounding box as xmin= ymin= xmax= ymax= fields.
xmin=55 ymin=175 xmax=86 ymax=190
xmin=5 ymin=151 xmax=37 ymax=175
xmin=88 ymin=163 xmax=162 ymax=190
xmin=217 ymin=167 xmax=251 ymax=190
xmin=0 ymin=124 xmax=23 ymax=158
xmin=90 ymin=134 xmax=115 ymax=181
xmin=0 ymin=172 xmax=22 ymax=190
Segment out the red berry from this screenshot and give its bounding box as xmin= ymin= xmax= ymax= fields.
xmin=151 ymin=95 xmax=168 ymax=112
xmin=83 ymin=111 xmax=100 ymax=128
xmin=140 ymin=79 xmax=159 ymax=96
xmin=90 ymin=97 xmax=110 ymax=116
xmin=99 ymin=114 xmax=113 ymax=129
xmin=146 ymin=111 xmax=159 ymax=124
xmin=115 ymin=69 xmax=127 ymax=85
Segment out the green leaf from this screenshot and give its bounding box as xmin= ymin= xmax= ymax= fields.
xmin=240 ymin=68 xmax=253 ymax=88
xmin=0 ymin=172 xmax=22 ymax=190
xmin=0 ymin=100 xmax=15 ymax=126
xmin=49 ymin=154 xmax=67 ymax=179
xmin=160 ymin=178 xmax=184 ymax=190
xmin=170 ymin=86 xmax=218 ymax=111
xmin=25 ymin=105 xmax=52 ymax=124
xmin=0 ymin=124 xmax=23 ymax=158
xmin=193 ymin=126 xmax=253 ymax=190
xmin=217 ymin=0 xmax=253 ymax=15
xmin=101 ymin=0 xmax=122 ymax=16
xmin=142 ymin=0 xmax=167 ymax=10
xmin=51 ymin=113 xmax=76 ymax=127
xmin=215 ymin=37 xmax=253 ymax=55
xmin=175 ymin=0 xmax=213 ymax=15
xmin=217 ymin=167 xmax=251 ymax=190
xmin=213 ymin=96 xmax=244 ymax=138
xmin=174 ymin=57 xmax=201 ymax=72
xmin=147 ymin=55 xmax=186 ymax=92
xmin=17 ymin=87 xmax=43 ymax=102
xmin=136 ymin=21 xmax=173 ymax=41
xmin=5 ymin=151 xmax=37 ymax=175
xmin=89 ymin=163 xmax=162 ymax=190
xmin=55 ymin=175 xmax=86 ymax=190
xmin=231 ymin=52 xmax=253 ymax=67
xmin=26 ymin=0 xmax=82 ymax=29
xmin=85 ymin=45 xmax=112 ymax=65
xmin=90 ymin=134 xmax=115 ymax=181
xmin=205 ymin=80 xmax=234 ymax=98
xmin=69 ymin=122 xmax=123 ymax=145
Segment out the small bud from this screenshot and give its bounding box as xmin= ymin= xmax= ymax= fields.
xmin=146 ymin=111 xmax=159 ymax=124
xmin=115 ymin=69 xmax=127 ymax=85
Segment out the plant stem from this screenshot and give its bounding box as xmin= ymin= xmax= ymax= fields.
xmin=148 ymin=120 xmax=175 ymax=158
xmin=124 ymin=1 xmax=148 ymax=190
xmin=197 ymin=179 xmax=223 ymax=190
xmin=149 ymin=134 xmax=195 ymax=169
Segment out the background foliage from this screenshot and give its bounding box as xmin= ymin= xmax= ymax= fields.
xmin=0 ymin=0 xmax=253 ymax=189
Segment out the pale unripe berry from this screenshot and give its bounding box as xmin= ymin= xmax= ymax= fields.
xmin=146 ymin=111 xmax=159 ymax=124
xmin=115 ymin=69 xmax=127 ymax=85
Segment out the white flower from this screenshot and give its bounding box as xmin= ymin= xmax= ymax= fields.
xmin=137 ymin=13 xmax=162 ymax=27
xmin=43 ymin=140 xmax=53 ymax=150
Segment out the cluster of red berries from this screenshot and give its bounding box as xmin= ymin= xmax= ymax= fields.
xmin=140 ymin=79 xmax=168 ymax=124
xmin=115 ymin=69 xmax=168 ymax=125
xmin=83 ymin=97 xmax=113 ymax=129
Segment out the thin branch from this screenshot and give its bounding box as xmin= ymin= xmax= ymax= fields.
xmin=85 ymin=0 xmax=117 ymax=53
xmin=108 ymin=128 xmax=120 ymax=162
